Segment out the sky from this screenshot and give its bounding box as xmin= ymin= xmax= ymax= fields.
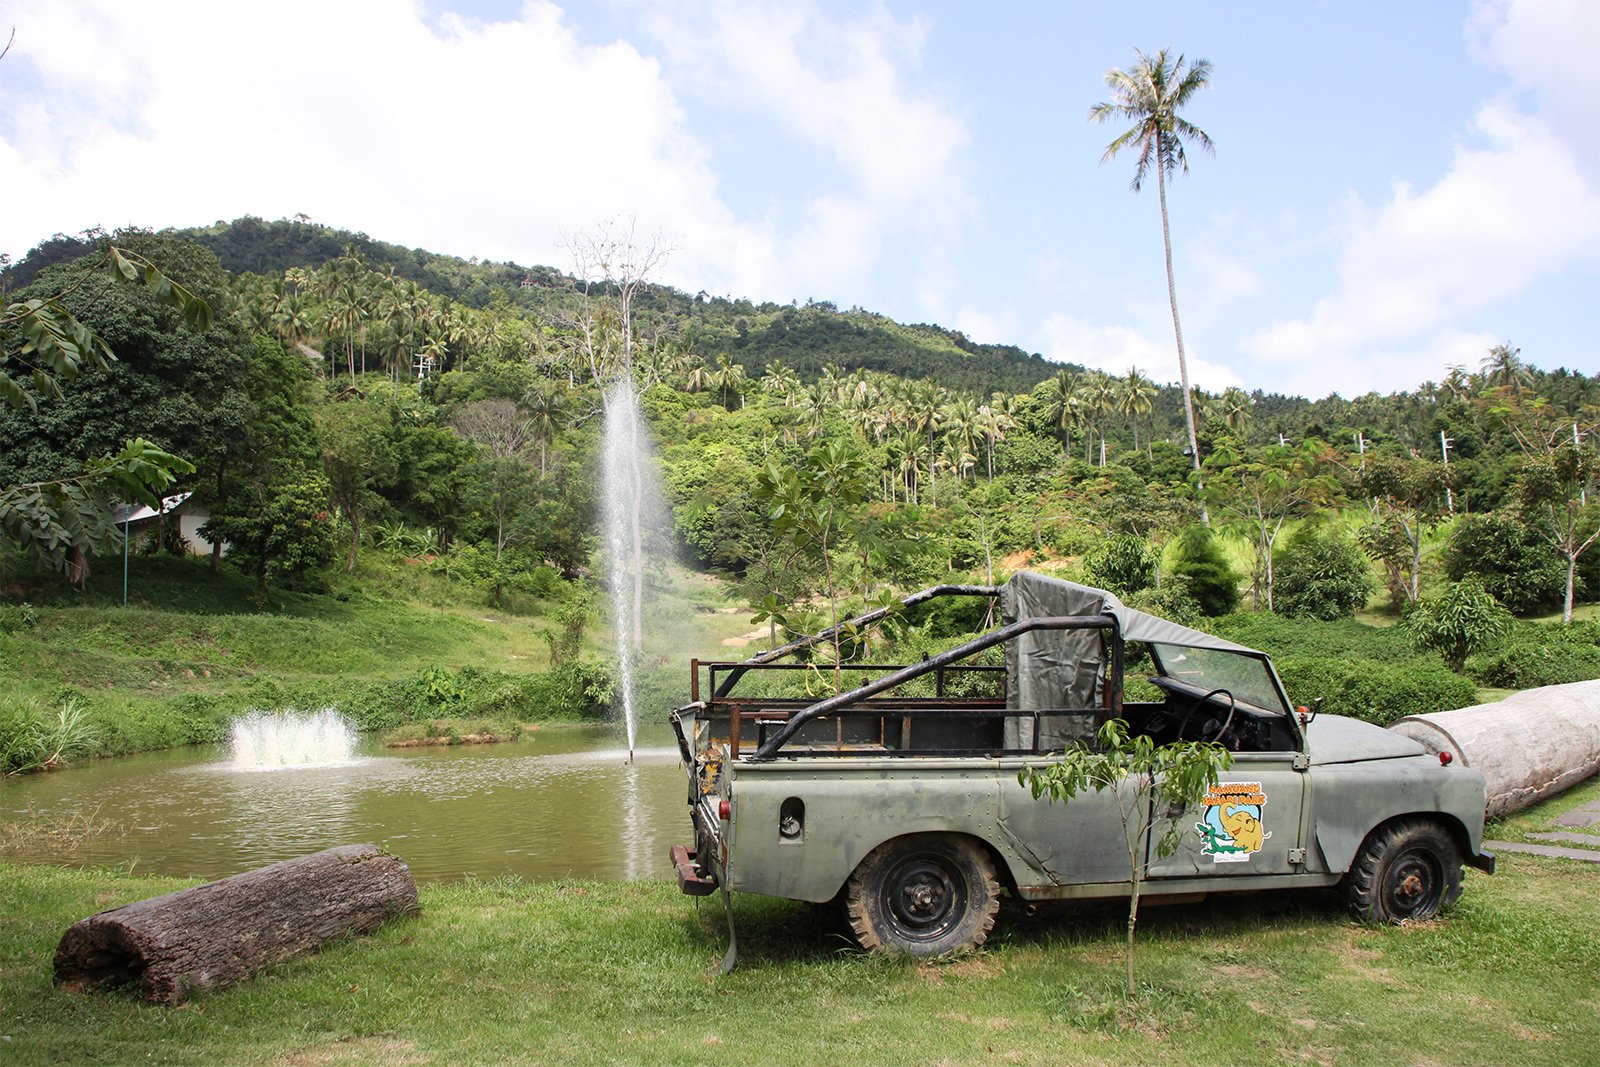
xmin=0 ymin=0 xmax=1595 ymax=401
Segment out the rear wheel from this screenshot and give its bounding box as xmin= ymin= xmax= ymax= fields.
xmin=845 ymin=834 xmax=1000 ymax=957
xmin=1341 ymin=818 xmax=1464 ymax=924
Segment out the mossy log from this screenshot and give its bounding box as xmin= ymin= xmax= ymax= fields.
xmin=53 ymin=844 xmax=417 ymax=1004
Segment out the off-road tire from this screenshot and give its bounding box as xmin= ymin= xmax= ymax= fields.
xmin=1341 ymin=818 xmax=1464 ymax=924
xmin=845 ymin=834 xmax=1000 ymax=957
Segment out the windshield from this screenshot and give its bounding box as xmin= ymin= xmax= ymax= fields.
xmin=1148 ymin=644 xmax=1289 ymax=715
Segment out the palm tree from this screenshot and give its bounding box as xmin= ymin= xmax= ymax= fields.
xmin=1120 ymin=367 xmax=1157 ymax=454
xmin=1216 ymin=387 xmax=1254 ymax=439
xmin=1042 ymin=370 xmax=1080 ymax=453
xmin=1481 ymin=342 xmax=1532 ymax=395
xmin=521 ymin=383 xmax=565 ymax=477
xmin=1091 ymin=48 xmax=1215 ymax=520
xmin=1082 ymin=375 xmax=1119 ymax=465
xmin=684 ymin=358 xmax=711 ymax=395
xmin=713 ymin=354 xmax=746 ymax=410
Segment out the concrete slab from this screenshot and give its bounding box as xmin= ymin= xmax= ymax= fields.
xmin=1553 ymin=802 xmax=1600 ymax=828
xmin=1485 ymin=840 xmax=1600 ymax=864
xmin=1527 ymin=831 xmax=1600 ymax=848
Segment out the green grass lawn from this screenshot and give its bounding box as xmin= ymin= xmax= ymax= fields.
xmin=4 ymin=779 xmax=1598 ymax=1065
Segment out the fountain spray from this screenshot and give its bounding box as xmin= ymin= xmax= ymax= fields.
xmin=602 ymin=379 xmax=648 ymax=763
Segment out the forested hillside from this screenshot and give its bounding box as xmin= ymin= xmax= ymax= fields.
xmin=1 ymin=218 xmax=1596 ymax=770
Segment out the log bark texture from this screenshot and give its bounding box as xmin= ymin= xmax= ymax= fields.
xmin=1391 ymin=679 xmax=1600 ymax=817
xmin=54 ymin=843 xmax=417 ymax=1004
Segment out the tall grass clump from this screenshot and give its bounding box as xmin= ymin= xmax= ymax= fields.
xmin=0 ymin=697 xmax=96 ymax=775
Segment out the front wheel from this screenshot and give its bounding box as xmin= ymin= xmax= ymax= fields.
xmin=1341 ymin=818 xmax=1464 ymax=924
xmin=845 ymin=834 xmax=1000 ymax=957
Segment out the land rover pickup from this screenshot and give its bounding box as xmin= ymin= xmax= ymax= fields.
xmin=669 ymin=573 xmax=1495 ymax=957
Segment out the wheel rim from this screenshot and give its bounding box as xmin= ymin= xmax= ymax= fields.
xmin=1383 ymin=847 xmax=1442 ymax=919
xmin=880 ymin=855 xmax=967 ymax=944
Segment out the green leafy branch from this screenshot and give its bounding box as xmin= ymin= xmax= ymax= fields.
xmin=1 ymin=244 xmax=212 ymax=411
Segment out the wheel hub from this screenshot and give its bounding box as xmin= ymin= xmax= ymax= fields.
xmin=887 ymin=860 xmax=963 ymax=938
xmin=1387 ymin=852 xmax=1439 ymax=916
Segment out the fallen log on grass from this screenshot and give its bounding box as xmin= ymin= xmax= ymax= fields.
xmin=1391 ymin=679 xmax=1600 ymax=817
xmin=54 ymin=843 xmax=417 ymax=1005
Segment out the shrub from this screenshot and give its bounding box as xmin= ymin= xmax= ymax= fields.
xmin=0 ymin=697 xmax=96 ymax=774
xmin=0 ymin=602 xmax=40 ymax=634
xmin=1274 ymin=656 xmax=1478 ymax=726
xmin=1444 ymin=513 xmax=1567 ymax=614
xmin=1467 ymin=621 xmax=1600 ymax=689
xmin=1399 ymin=578 xmax=1512 ymax=673
xmin=1123 ymin=581 xmax=1203 ymax=628
xmin=1083 ymin=534 xmax=1158 ymax=595
xmin=1272 ymin=525 xmax=1372 ymax=620
xmin=1168 ymin=525 xmax=1241 ymax=616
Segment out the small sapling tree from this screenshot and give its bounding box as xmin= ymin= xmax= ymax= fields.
xmin=1399 ymin=577 xmax=1511 ymax=674
xmin=1019 ymin=719 xmax=1232 ymax=998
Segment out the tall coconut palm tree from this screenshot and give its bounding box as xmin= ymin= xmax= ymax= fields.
xmin=1120 ymin=367 xmax=1157 ymax=454
xmin=1042 ymin=370 xmax=1081 ymax=453
xmin=1481 ymin=342 xmax=1532 ymax=395
xmin=1082 ymin=375 xmax=1119 ymax=465
xmin=1091 ymin=48 xmax=1215 ymax=520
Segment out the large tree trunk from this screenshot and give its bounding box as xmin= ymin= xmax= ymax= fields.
xmin=1158 ymin=159 xmax=1209 ymax=526
xmin=54 ymin=844 xmax=417 ymax=1005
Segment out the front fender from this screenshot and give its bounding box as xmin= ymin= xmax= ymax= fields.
xmin=1311 ymin=757 xmax=1488 ymax=873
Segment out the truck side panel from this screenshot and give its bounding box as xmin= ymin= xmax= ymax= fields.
xmin=727 ymin=761 xmax=1050 ymax=902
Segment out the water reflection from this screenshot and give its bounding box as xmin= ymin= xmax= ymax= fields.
xmin=1 ymin=725 xmax=686 ymax=885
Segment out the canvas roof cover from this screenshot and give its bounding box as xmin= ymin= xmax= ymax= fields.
xmin=999 ymin=573 xmax=1274 ymax=747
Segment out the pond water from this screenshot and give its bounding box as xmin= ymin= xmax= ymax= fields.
xmin=0 ymin=723 xmax=688 ymax=885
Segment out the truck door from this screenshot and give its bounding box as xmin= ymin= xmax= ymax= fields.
xmin=998 ymin=768 xmax=1143 ymax=886
xmin=1146 ymin=752 xmax=1307 ymax=878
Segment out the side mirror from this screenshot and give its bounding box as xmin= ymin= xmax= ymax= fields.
xmin=1297 ymin=697 xmax=1326 ymax=728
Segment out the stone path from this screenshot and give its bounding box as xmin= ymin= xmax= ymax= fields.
xmin=1553 ymin=799 xmax=1600 ymax=828
xmin=1486 ymin=840 xmax=1600 ymax=863
xmin=1484 ymin=799 xmax=1600 ymax=865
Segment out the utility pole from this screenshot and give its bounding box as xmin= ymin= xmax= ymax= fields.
xmin=1440 ymin=429 xmax=1454 ymax=514
xmin=1354 ymin=431 xmax=1366 ymax=472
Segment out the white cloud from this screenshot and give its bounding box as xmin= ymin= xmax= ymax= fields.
xmin=637 ymin=1 xmax=972 ymax=312
xmin=952 ymin=305 xmax=1018 ymax=349
xmin=1039 ymin=313 xmax=1243 ymax=392
xmin=1 ymin=1 xmax=749 ymax=273
xmin=1243 ymin=101 xmax=1600 ymax=396
xmin=0 ymin=0 xmax=971 ymax=321
xmin=1188 ymin=245 xmax=1263 ymax=312
xmin=1467 ymin=0 xmax=1600 ymax=175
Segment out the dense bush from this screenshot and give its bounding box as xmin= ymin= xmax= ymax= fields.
xmin=1444 ymin=512 xmax=1567 ymax=614
xmin=1082 ymin=534 xmax=1158 ymax=595
xmin=342 ymin=663 xmax=614 ymax=730
xmin=1400 ymin=577 xmax=1512 ymax=673
xmin=1168 ymin=525 xmax=1241 ymax=616
xmin=1124 ymin=581 xmax=1203 ymax=628
xmin=1274 ymin=656 xmax=1479 ymax=725
xmin=1467 ymin=621 xmax=1600 ymax=689
xmin=1272 ymin=525 xmax=1371 ymax=620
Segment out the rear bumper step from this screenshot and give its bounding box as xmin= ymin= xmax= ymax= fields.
xmin=670 ymin=843 xmax=717 ymax=896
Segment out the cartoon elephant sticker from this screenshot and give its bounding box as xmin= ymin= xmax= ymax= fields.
xmin=1220 ymin=803 xmax=1270 ymax=855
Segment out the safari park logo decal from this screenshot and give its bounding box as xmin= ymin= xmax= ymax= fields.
xmin=1196 ymin=782 xmax=1270 ymax=863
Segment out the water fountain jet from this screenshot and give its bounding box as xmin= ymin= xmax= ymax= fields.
xmin=229 ymin=708 xmax=356 ymax=770
xmin=602 ymin=379 xmax=652 ymax=763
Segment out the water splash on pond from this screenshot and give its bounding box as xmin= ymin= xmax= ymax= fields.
xmin=229 ymin=708 xmax=357 ymax=770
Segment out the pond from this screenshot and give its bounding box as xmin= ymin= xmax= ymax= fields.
xmin=0 ymin=723 xmax=688 ymax=885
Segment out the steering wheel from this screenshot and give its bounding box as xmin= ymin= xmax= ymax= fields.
xmin=1175 ymin=687 xmax=1237 ymax=744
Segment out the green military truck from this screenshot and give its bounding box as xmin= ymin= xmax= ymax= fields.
xmin=670 ymin=573 xmax=1494 ymax=957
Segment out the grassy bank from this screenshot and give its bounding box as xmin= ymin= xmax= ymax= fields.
xmin=0 ymin=554 xmax=746 ymax=771
xmin=3 ymin=777 xmax=1598 ymax=1065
